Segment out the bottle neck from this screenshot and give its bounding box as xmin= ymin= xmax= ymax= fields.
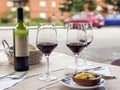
xmin=16 ymin=20 xmax=26 ymax=30
xmin=18 ymin=19 xmax=23 ymax=23
xmin=17 ymin=7 xmax=23 ymax=22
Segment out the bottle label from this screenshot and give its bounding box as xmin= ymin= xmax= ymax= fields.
xmin=15 ymin=35 xmax=29 ymax=56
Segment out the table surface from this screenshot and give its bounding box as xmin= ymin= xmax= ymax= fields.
xmin=0 ymin=52 xmax=120 ymax=90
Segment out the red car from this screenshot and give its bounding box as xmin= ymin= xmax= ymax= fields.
xmin=64 ymin=13 xmax=104 ymax=28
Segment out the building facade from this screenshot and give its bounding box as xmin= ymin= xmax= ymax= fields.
xmin=0 ymin=0 xmax=117 ymax=22
xmin=29 ymin=0 xmax=69 ymax=22
xmin=0 ymin=0 xmax=10 ymax=18
xmin=0 ymin=0 xmax=69 ymax=22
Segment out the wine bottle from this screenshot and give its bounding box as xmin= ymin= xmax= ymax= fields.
xmin=13 ymin=7 xmax=29 ymax=71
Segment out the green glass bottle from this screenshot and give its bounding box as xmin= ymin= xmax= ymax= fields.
xmin=13 ymin=7 xmax=29 ymax=71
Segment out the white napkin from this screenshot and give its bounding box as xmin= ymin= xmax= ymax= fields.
xmin=0 ymin=74 xmax=25 ymax=90
xmin=93 ymin=67 xmax=112 ymax=76
xmin=65 ymin=66 xmax=112 ymax=76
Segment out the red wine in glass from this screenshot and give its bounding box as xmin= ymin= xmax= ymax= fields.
xmin=66 ymin=42 xmax=86 ymax=55
xmin=87 ymin=39 xmax=92 ymax=46
xmin=79 ymin=38 xmax=92 ymax=47
xmin=37 ymin=42 xmax=57 ymax=56
xmin=79 ymin=22 xmax=93 ymax=67
xmin=36 ymin=23 xmax=57 ymax=81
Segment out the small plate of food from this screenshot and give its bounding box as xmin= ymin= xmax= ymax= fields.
xmin=61 ymin=72 xmax=105 ymax=89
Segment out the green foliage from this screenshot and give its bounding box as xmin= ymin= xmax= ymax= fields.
xmin=59 ymin=3 xmax=70 ymax=12
xmin=105 ymin=0 xmax=114 ymax=4
xmin=0 ymin=9 xmax=29 ymax=25
xmin=72 ymin=0 xmax=85 ymax=12
xmin=69 ymin=9 xmax=77 ymax=16
xmin=30 ymin=18 xmax=48 ymax=25
xmin=59 ymin=0 xmax=85 ymax=13
xmin=114 ymin=0 xmax=120 ymax=12
xmin=55 ymin=21 xmax=64 ymax=26
xmin=88 ymin=2 xmax=97 ymax=11
xmin=3 ymin=9 xmax=28 ymax=20
xmin=1 ymin=18 xmax=9 ymax=23
xmin=0 ymin=17 xmax=16 ymax=26
xmin=59 ymin=0 xmax=97 ymax=14
xmin=105 ymin=0 xmax=120 ymax=12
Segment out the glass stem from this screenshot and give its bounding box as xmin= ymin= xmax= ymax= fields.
xmin=84 ymin=47 xmax=87 ymax=63
xmin=45 ymin=55 xmax=50 ymax=76
xmin=75 ymin=54 xmax=78 ymax=73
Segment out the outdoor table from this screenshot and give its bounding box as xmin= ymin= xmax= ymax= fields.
xmin=0 ymin=52 xmax=120 ymax=90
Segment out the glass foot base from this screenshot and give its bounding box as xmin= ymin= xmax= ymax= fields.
xmin=39 ymin=74 xmax=56 ymax=81
xmin=79 ymin=61 xmax=92 ymax=69
xmin=79 ymin=62 xmax=92 ymax=66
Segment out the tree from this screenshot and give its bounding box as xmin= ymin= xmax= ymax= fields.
xmin=105 ymin=0 xmax=120 ymax=12
xmin=88 ymin=1 xmax=97 ymax=11
xmin=116 ymin=0 xmax=120 ymax=12
xmin=59 ymin=0 xmax=97 ymax=15
xmin=0 ymin=9 xmax=29 ymax=25
xmin=59 ymin=0 xmax=85 ymax=15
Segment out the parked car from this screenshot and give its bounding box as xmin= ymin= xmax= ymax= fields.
xmin=64 ymin=13 xmax=104 ymax=28
xmin=104 ymin=14 xmax=120 ymax=25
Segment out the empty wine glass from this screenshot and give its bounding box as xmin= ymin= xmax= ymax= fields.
xmin=79 ymin=22 xmax=93 ymax=68
xmin=66 ymin=22 xmax=87 ymax=72
xmin=36 ymin=23 xmax=58 ymax=81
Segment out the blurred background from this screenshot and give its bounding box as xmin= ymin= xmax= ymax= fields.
xmin=0 ymin=0 xmax=120 ymax=65
xmin=0 ymin=0 xmax=120 ymax=26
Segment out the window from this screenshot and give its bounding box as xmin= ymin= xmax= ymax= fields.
xmin=6 ymin=1 xmax=14 ymax=7
xmin=8 ymin=0 xmax=28 ymax=7
xmin=52 ymin=13 xmax=56 ymax=19
xmin=39 ymin=12 xmax=46 ymax=18
xmin=39 ymin=1 xmax=46 ymax=7
xmin=51 ymin=1 xmax=56 ymax=7
xmin=60 ymin=2 xmax=64 ymax=8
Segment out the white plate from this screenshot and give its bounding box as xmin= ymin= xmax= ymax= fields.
xmin=61 ymin=76 xmax=105 ymax=89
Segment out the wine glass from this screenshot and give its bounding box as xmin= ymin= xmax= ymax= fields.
xmin=66 ymin=22 xmax=87 ymax=72
xmin=79 ymin=22 xmax=93 ymax=67
xmin=36 ymin=23 xmax=58 ymax=81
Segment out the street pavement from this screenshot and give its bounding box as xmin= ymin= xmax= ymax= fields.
xmin=0 ymin=26 xmax=120 ymax=64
